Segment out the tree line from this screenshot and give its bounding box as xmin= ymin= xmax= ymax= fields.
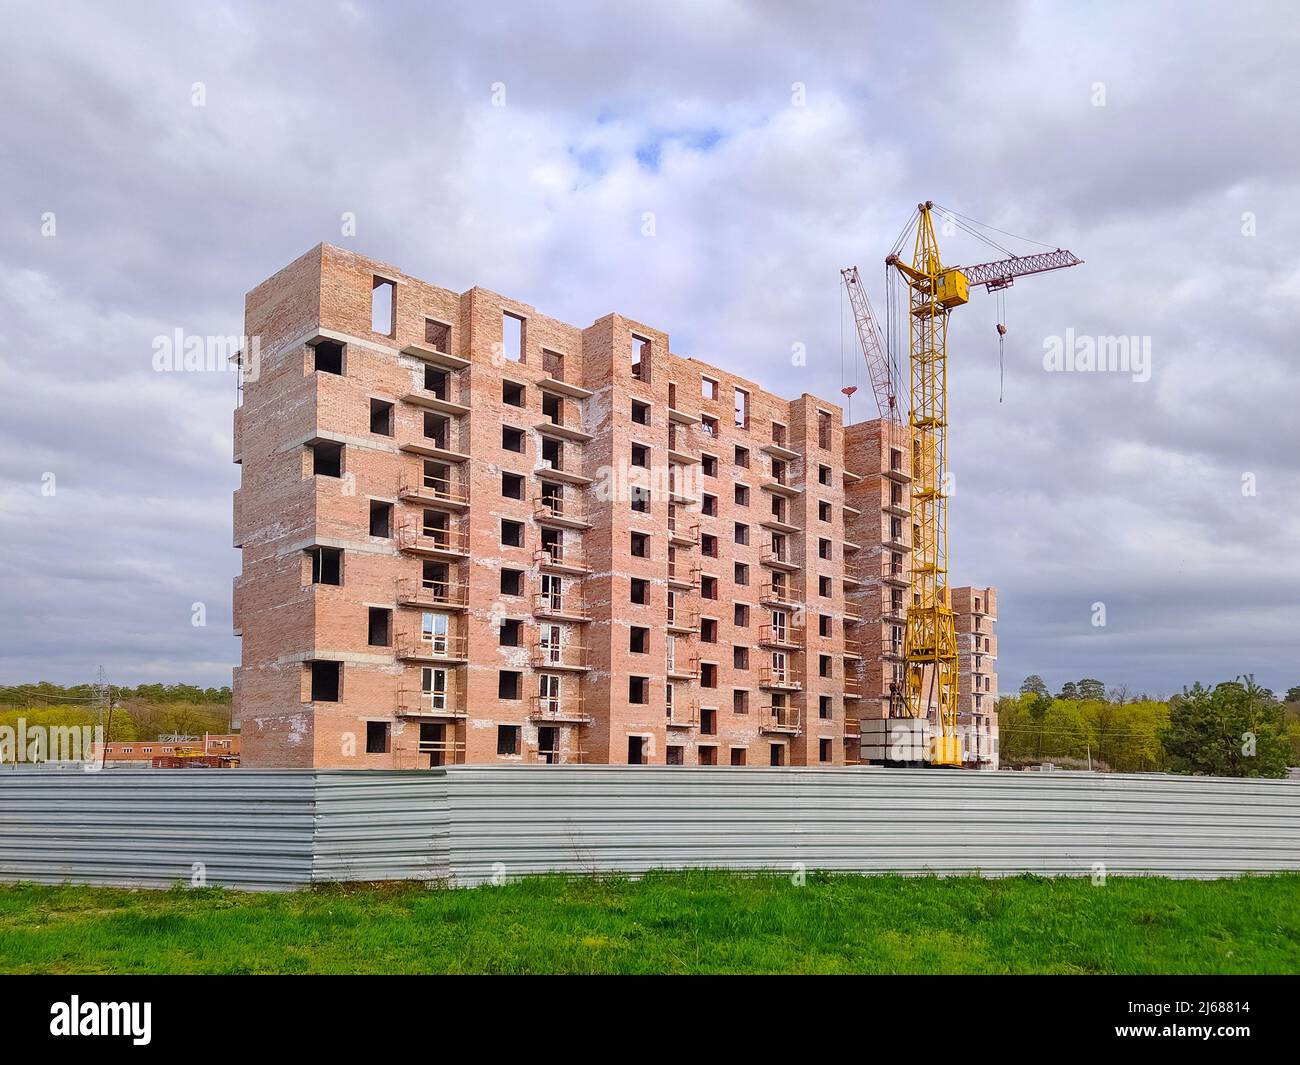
xmin=1001 ymin=674 xmax=1298 ymax=777
xmin=0 ymin=682 xmax=231 ymax=708
xmin=0 ymin=681 xmax=234 ymax=751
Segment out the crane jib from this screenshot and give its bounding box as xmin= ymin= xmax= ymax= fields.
xmin=958 ymin=250 xmax=1084 ymax=291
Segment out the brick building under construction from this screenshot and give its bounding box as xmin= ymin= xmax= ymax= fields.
xmin=232 ymin=244 xmax=997 ymax=769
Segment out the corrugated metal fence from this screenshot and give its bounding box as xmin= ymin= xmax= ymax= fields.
xmin=440 ymin=766 xmax=1300 ymax=884
xmin=0 ymin=770 xmax=447 ymax=890
xmin=1 ymin=766 xmax=1298 ymax=890
xmin=0 ymin=769 xmax=316 ymax=890
xmin=313 ymin=771 xmax=449 ymax=883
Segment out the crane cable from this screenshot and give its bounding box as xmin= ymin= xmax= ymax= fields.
xmin=883 ymin=204 xmax=1051 ymax=413
xmin=996 ymin=288 xmax=1007 ymax=403
xmin=889 ymin=205 xmax=920 ymax=258
xmin=926 ymin=204 xmax=1046 ymax=405
xmin=839 ymin=278 xmax=850 ymax=422
xmin=881 ymin=206 xmax=922 ymax=424
xmin=932 ymin=204 xmax=1057 ymax=252
xmin=885 ymin=258 xmax=902 ymax=419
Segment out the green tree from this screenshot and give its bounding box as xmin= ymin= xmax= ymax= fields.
xmin=1285 ymin=686 xmax=1300 ymax=703
xmin=1019 ymin=674 xmax=1048 ymax=697
xmin=1286 ymin=706 xmax=1300 ymax=766
xmin=122 ymin=699 xmax=231 ymax=741
xmin=1077 ymin=678 xmax=1106 ymax=701
xmin=0 ymin=705 xmax=137 ymax=763
xmin=1095 ymin=699 xmax=1168 ymax=773
xmin=993 ymin=688 xmax=1056 ymax=765
xmin=1162 ymin=677 xmax=1291 ymax=778
xmin=1040 ymin=699 xmax=1095 ymax=763
xmin=1058 ymin=681 xmax=1078 ymax=700
xmin=993 ymin=694 xmax=1040 ymax=765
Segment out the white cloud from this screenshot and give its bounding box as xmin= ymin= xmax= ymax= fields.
xmin=0 ymin=0 xmax=1297 ymax=696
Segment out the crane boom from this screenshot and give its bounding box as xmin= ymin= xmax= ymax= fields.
xmin=958 ymin=249 xmax=1083 ymax=291
xmin=840 ymin=266 xmax=899 ymax=422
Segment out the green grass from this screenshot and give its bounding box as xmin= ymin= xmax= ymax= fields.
xmin=2 ymin=871 xmax=1298 ymax=974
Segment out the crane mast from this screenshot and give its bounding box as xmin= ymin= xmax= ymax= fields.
xmin=887 ymin=204 xmax=962 ymax=764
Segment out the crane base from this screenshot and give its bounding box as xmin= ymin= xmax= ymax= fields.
xmin=929 ymin=735 xmax=963 ymax=766
xmin=860 ymin=718 xmax=929 ymax=764
xmin=860 ymin=720 xmax=965 ymax=766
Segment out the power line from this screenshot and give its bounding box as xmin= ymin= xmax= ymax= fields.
xmin=0 ymin=685 xmax=99 ymax=704
xmin=996 ymin=725 xmax=1166 ymax=738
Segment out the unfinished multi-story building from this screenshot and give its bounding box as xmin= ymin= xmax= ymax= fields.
xmin=952 ymin=586 xmax=999 ymax=768
xmin=842 ymin=418 xmax=913 ymax=729
xmin=232 ymin=243 xmax=998 ymax=769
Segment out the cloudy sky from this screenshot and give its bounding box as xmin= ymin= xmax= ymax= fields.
xmin=1 ymin=1 xmax=1296 ymax=698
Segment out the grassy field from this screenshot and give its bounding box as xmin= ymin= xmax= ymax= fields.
xmin=2 ymin=871 xmax=1298 ymax=974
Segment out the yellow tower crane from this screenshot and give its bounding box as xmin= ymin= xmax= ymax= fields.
xmin=846 ymin=201 xmax=1082 ymax=766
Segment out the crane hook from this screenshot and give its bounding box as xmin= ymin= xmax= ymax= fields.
xmin=996 ymin=323 xmax=1007 ymax=336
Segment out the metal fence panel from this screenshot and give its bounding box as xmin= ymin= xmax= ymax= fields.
xmin=0 ymin=769 xmax=317 ymax=890
xmin=312 ymin=770 xmax=450 ymax=883
xmin=440 ymin=766 xmax=1300 ymax=885
xmin=0 ymin=769 xmax=453 ymax=890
